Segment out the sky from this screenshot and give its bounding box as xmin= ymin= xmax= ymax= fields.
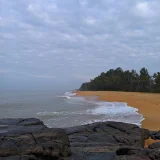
xmin=0 ymin=0 xmax=160 ymax=90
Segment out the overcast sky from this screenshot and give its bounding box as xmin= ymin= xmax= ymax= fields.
xmin=0 ymin=0 xmax=160 ymax=90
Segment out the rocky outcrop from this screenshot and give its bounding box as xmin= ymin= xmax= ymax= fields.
xmin=150 ymin=131 xmax=160 ymax=140
xmin=0 ymin=118 xmax=159 ymax=160
xmin=0 ymin=118 xmax=70 ymax=160
xmin=65 ymin=121 xmax=152 ymax=160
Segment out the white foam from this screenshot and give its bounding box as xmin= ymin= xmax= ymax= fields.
xmin=56 ymin=91 xmax=76 ymax=99
xmin=41 ymin=91 xmax=144 ymax=127
xmin=37 ymin=111 xmax=90 ymax=116
xmin=64 ymin=92 xmax=77 ymax=97
xmin=86 ymin=100 xmax=144 ymax=126
xmin=88 ymin=102 xmax=138 ymax=115
xmin=82 ymin=118 xmax=144 ymax=127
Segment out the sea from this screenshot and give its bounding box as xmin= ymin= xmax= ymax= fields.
xmin=0 ymin=90 xmax=144 ymax=128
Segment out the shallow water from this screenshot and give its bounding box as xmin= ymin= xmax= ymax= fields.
xmin=0 ymin=90 xmax=144 ymax=128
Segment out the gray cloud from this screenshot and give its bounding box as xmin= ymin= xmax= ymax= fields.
xmin=0 ymin=0 xmax=160 ymax=89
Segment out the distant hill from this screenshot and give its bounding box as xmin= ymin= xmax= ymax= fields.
xmin=79 ymin=67 xmax=160 ymax=93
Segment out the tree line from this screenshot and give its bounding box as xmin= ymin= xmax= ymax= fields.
xmin=79 ymin=67 xmax=160 ymax=93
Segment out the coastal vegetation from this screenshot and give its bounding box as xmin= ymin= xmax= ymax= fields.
xmin=79 ymin=67 xmax=160 ymax=93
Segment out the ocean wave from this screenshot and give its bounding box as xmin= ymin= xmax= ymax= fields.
xmin=41 ymin=91 xmax=144 ymax=127
xmin=56 ymin=91 xmax=76 ymax=99
xmin=82 ymin=118 xmax=144 ymax=127
xmin=87 ymin=102 xmax=138 ymax=115
xmin=86 ymin=101 xmax=144 ymax=126
xmin=37 ymin=111 xmax=90 ymax=116
xmin=56 ymin=95 xmax=71 ymax=99
xmin=65 ymin=92 xmax=77 ymax=97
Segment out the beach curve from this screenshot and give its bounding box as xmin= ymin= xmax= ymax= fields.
xmin=75 ymin=91 xmax=160 ymax=146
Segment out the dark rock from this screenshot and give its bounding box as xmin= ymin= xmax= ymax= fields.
xmin=0 ymin=118 xmax=70 ymax=160
xmin=17 ymin=118 xmax=44 ymax=126
xmin=107 ymin=121 xmax=139 ymax=134
xmin=155 ymin=133 xmax=160 ymax=140
xmin=64 ymin=126 xmax=87 ymax=135
xmin=82 ymin=152 xmax=116 ymax=160
xmin=66 ymin=121 xmax=150 ymax=159
xmin=148 ymin=149 xmax=160 ymax=160
xmin=0 ymin=118 xmax=23 ymax=125
xmin=0 ymin=155 xmax=37 ymax=160
xmin=116 ymin=146 xmax=160 ymax=160
xmin=116 ymin=147 xmax=148 ymax=156
xmin=0 ymin=118 xmax=47 ymax=136
xmin=0 ymin=118 xmax=159 ymax=160
xmin=114 ymin=155 xmax=151 ymax=160
xmin=148 ymin=142 xmax=160 ymax=149
xmin=149 ymin=131 xmax=160 ymax=140
xmin=0 ymin=129 xmax=70 ymax=158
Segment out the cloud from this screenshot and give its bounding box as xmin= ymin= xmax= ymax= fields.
xmin=0 ymin=68 xmax=55 ymax=79
xmin=80 ymin=0 xmax=88 ymax=7
xmin=84 ymin=17 xmax=97 ymax=25
xmin=73 ymin=74 xmax=94 ymax=81
xmin=0 ymin=0 xmax=160 ymax=89
xmin=28 ymin=74 xmax=55 ymax=79
xmin=135 ymin=2 xmax=155 ymax=17
xmin=0 ymin=55 xmax=5 ymax=58
xmin=0 ymin=33 xmax=15 ymax=40
xmin=125 ymin=30 xmax=144 ymax=37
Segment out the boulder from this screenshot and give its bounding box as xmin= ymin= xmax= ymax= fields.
xmin=150 ymin=131 xmax=160 ymax=140
xmin=0 ymin=118 xmax=159 ymax=160
xmin=65 ymin=121 xmax=150 ymax=160
xmin=0 ymin=118 xmax=70 ymax=160
xmin=148 ymin=142 xmax=160 ymax=149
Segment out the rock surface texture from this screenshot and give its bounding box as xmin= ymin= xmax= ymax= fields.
xmin=0 ymin=118 xmax=70 ymax=160
xmin=0 ymin=118 xmax=159 ymax=160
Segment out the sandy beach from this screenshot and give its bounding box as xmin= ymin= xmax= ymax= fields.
xmin=76 ymin=91 xmax=160 ymax=145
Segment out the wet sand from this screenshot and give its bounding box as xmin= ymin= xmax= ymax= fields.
xmin=76 ymin=91 xmax=160 ymax=146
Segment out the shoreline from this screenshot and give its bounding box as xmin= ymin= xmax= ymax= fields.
xmin=75 ymin=91 xmax=160 ymax=146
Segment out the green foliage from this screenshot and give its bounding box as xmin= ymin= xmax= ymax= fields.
xmin=79 ymin=67 xmax=160 ymax=93
xmin=154 ymin=72 xmax=160 ymax=92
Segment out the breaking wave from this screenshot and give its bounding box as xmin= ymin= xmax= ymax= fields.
xmin=56 ymin=92 xmax=77 ymax=99
xmin=37 ymin=91 xmax=144 ymax=127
